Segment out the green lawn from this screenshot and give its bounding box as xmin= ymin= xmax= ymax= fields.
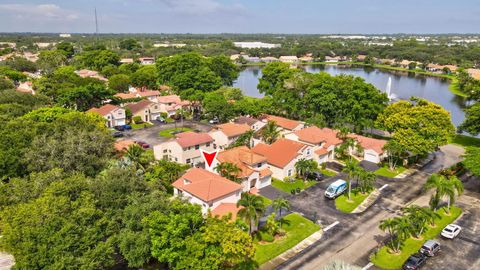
xmin=158 ymin=127 xmax=192 ymax=138
xmin=254 ymin=213 xmax=320 ymax=264
xmin=320 ymin=169 xmax=337 ymax=177
xmin=271 ymin=178 xmax=317 ymax=194
xmin=375 ymin=166 xmax=407 ymax=178
xmin=371 ymin=206 xmax=462 ymax=269
xmin=131 ymin=122 xmax=153 ymax=129
xmin=335 ymin=189 xmax=371 ymax=213
xmin=260 ymin=196 xmax=272 ymax=206
xmin=450 ymin=134 xmax=480 ymax=148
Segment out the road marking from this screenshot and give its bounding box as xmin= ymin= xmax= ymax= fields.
xmin=379 ymin=184 xmax=389 ymax=191
xmin=323 ymin=221 xmax=339 ymax=231
xmin=362 ymin=262 xmax=374 ymax=270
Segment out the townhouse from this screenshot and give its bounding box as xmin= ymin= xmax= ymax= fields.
xmin=172 ymin=168 xmax=242 ymax=215
xmin=139 ymin=57 xmax=155 ymax=65
xmin=87 ymin=104 xmax=126 ymax=128
xmin=279 ymin=56 xmax=299 ymax=63
xmin=233 ymin=116 xmax=266 ymax=131
xmin=252 ymin=138 xmax=313 ymax=180
xmin=153 ymin=131 xmax=215 ymax=166
xmin=285 ymin=126 xmax=342 ymax=164
xmin=211 ymin=146 xmax=272 ymax=192
xmin=209 ymin=123 xmax=252 ymax=150
xmin=125 ymin=99 xmax=162 ymax=123
xmin=261 ymin=114 xmax=304 ymax=136
xmin=157 ymin=95 xmax=191 ymax=117
xmin=349 ymin=134 xmax=388 ymax=163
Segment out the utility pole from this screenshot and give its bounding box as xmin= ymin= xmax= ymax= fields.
xmin=94 ymin=7 xmax=99 ymax=42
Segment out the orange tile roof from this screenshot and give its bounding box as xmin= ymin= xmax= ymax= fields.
xmin=315 ymin=147 xmax=329 ymax=156
xmin=125 ymin=99 xmax=153 ymax=114
xmin=259 ymin=168 xmax=273 ymax=177
xmin=87 ymin=104 xmax=122 ymax=116
xmin=211 ymin=203 xmax=243 ymax=220
xmin=216 ymin=123 xmax=251 ymax=138
xmin=265 ymin=115 xmax=301 ymax=130
xmin=349 ymin=134 xmax=387 ymax=154
xmin=217 ymin=146 xmax=267 ymax=178
xmin=252 ymin=139 xmax=307 ymax=168
xmin=234 ymin=116 xmax=260 ymax=126
xmin=294 ymin=126 xmax=343 ymax=147
xmin=138 ymin=90 xmax=161 ymax=97
xmin=114 ymin=93 xmax=137 ymax=99
xmin=114 ymin=139 xmax=135 ymax=152
xmin=173 ymin=168 xmax=241 ymax=202
xmin=175 ymin=132 xmax=214 ymax=148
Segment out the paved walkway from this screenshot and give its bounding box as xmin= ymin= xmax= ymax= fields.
xmin=395 ymin=168 xmax=416 ymax=179
xmin=260 ymin=229 xmax=324 ymax=270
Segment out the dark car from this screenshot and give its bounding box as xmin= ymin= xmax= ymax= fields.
xmin=307 ymin=171 xmax=325 ymax=181
xmin=114 ymin=125 xmax=125 ymax=131
xmin=136 ymin=141 xmax=150 ymax=149
xmin=112 ymin=131 xmax=124 ymax=138
xmin=123 ymin=124 xmax=132 ymax=130
xmin=403 ymin=252 xmax=427 ymax=270
xmin=420 ymin=240 xmax=440 ymax=257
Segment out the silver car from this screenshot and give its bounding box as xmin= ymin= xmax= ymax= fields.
xmin=420 ymin=240 xmax=440 ymax=257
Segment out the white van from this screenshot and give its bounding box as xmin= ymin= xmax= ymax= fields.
xmin=325 ymin=179 xmax=347 ymax=199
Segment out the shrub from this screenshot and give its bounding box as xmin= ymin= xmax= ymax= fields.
xmin=265 ymin=213 xmax=279 ymax=236
xmin=258 ymin=231 xmax=274 ymax=242
xmin=133 ymin=116 xmax=143 ymax=124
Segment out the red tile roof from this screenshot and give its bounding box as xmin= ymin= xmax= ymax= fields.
xmin=349 ymin=134 xmax=387 ymax=154
xmin=252 ymin=139 xmax=307 ymax=168
xmin=114 ymin=93 xmax=137 ymax=99
xmin=175 ymin=132 xmax=214 ymax=148
xmin=264 ymin=115 xmax=301 ymax=130
xmin=125 ymin=99 xmax=153 ymax=114
xmin=138 ymin=90 xmax=161 ymax=97
xmin=210 ymin=203 xmax=243 ymax=220
xmin=173 ymin=168 xmax=241 ymax=202
xmin=87 ymin=104 xmax=121 ymax=116
xmin=114 ymin=140 xmax=135 ymax=152
xmin=315 ymin=147 xmax=329 ymax=156
xmin=217 ymin=146 xmax=267 ymax=178
xmin=216 ymin=123 xmax=251 ymax=138
xmin=294 ymin=126 xmax=342 ymax=147
xmin=234 ymin=116 xmax=260 ymax=126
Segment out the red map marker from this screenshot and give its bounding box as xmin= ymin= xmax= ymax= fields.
xmin=201 ymin=150 xmax=218 ymax=168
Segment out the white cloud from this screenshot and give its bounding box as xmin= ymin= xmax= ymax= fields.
xmin=156 ymin=0 xmax=245 ymax=15
xmin=0 ymin=3 xmax=80 ymax=21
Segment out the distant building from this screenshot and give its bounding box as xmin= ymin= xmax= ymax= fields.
xmin=120 ymin=58 xmax=134 ymax=64
xmin=138 ymin=57 xmax=155 ymax=65
xmin=87 ymin=104 xmax=126 ymax=128
xmin=75 ymin=69 xmax=108 ymax=81
xmin=153 ymin=43 xmax=187 ymax=48
xmin=233 ymin=42 xmax=281 ymax=49
xmin=279 ymin=56 xmax=299 ymax=63
xmin=261 ymin=56 xmax=279 ymax=63
xmin=59 ymin=33 xmax=71 ymax=38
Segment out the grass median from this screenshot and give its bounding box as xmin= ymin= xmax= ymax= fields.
xmin=371 ymin=206 xmax=462 ymax=269
xmin=254 ymin=213 xmax=320 ymax=265
xmin=375 ymin=166 xmax=407 ymax=178
xmin=158 ymin=127 xmax=192 ymax=138
xmin=271 ymin=178 xmax=317 ymax=194
xmin=335 ymin=189 xmax=371 ymax=213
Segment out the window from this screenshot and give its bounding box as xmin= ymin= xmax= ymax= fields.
xmin=257 ymin=163 xmax=262 ymax=168
xmin=213 ymin=144 xmax=217 ymax=149
xmin=175 ymin=157 xmax=178 ymax=161
xmin=195 ymin=145 xmax=199 ymax=150
xmin=288 ymin=169 xmax=292 ymax=176
xmin=186 ymin=158 xmax=191 ymax=164
xmin=306 ymin=149 xmax=311 ymax=155
xmin=188 ymin=147 xmax=191 ymax=150
xmin=163 ymin=149 xmax=167 ymax=153
xmin=206 ymin=142 xmax=210 ymax=147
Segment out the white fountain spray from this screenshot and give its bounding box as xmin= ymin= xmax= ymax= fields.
xmin=386 ymin=76 xmax=392 ymax=100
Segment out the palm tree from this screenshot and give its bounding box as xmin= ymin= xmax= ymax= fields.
xmin=215 ymin=162 xmax=242 ymax=183
xmin=342 ymin=160 xmax=359 ymax=200
xmin=424 ymin=174 xmax=446 ymax=211
xmin=359 ymin=171 xmax=376 ymax=194
xmin=124 ymin=144 xmax=147 ymax=171
xmin=422 ymin=207 xmax=441 ymax=228
xmin=261 ymin=120 xmax=280 ymax=144
xmin=402 ymin=205 xmax=427 ymax=238
xmin=424 ymin=174 xmax=464 ymax=213
xmin=237 ymin=193 xmax=266 ymax=235
xmin=272 ymin=197 xmax=290 ymax=228
xmin=379 ymin=218 xmax=400 ymax=253
xmin=294 ymin=159 xmax=318 ymax=181
xmin=231 ymin=130 xmax=254 ymax=148
xmin=443 ymin=176 xmax=464 ymax=214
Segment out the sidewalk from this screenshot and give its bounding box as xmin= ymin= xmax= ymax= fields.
xmin=352 ymin=189 xmax=380 ymax=213
xmin=260 ymin=229 xmax=324 ymax=270
xmin=395 ymin=168 xmax=416 ymax=179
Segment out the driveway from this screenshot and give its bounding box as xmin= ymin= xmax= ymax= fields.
xmin=121 ymin=120 xmax=214 ymax=146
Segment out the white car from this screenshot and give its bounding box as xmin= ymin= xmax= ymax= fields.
xmin=441 ymin=224 xmax=461 ymax=239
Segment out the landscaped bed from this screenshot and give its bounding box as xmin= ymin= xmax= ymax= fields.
xmin=370 ymin=206 xmax=462 ymax=270
xmin=375 ymin=165 xmax=407 ymax=178
xmin=158 ymin=127 xmax=192 ymax=138
xmin=271 ymin=178 xmax=317 ymax=194
xmin=320 ymin=169 xmax=337 ymax=177
xmin=131 ymin=122 xmax=153 ymax=129
xmin=254 ymin=213 xmax=320 ymax=265
xmin=260 ymin=196 xmax=272 ymax=206
xmin=335 ymin=189 xmax=371 ymax=213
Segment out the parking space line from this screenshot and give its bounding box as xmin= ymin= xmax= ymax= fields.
xmin=379 ymin=184 xmax=388 ymax=191
xmin=323 ymin=221 xmax=339 ymax=231
xmin=362 ymin=262 xmax=374 ymax=270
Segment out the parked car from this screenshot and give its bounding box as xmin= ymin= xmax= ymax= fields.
xmin=307 ymin=171 xmax=325 ymax=181
xmin=441 ymin=224 xmax=462 ymax=239
xmin=112 ymin=131 xmax=124 ymax=138
xmin=402 ymin=252 xmax=427 ymax=270
xmin=156 ymin=116 xmax=166 ymax=124
xmin=114 ymin=125 xmax=125 ymax=131
xmin=122 ymin=124 xmax=132 ymax=130
xmin=136 ymin=141 xmax=150 ymax=149
xmin=209 ymin=117 xmax=219 ymax=124
xmin=324 ymin=179 xmax=347 ymax=199
xmin=420 ymin=240 xmax=440 ymax=257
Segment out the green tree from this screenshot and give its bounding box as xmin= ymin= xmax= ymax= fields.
xmin=57 ymin=84 xmax=114 ymax=111
xmin=463 ymin=147 xmax=480 ymax=176
xmin=237 ymin=192 xmax=266 ymax=235
xmin=144 ymin=160 xmax=189 ymax=192
xmin=272 ymin=197 xmax=290 ymax=228
xmin=0 ymin=78 xmax=14 ymax=90
xmin=358 ymin=170 xmax=376 ymax=194
xmin=383 ymin=140 xmax=406 ymax=171
xmin=376 ymin=99 xmax=455 ymax=156
xmin=131 ymin=65 xmax=158 ymax=88
xmin=3 ymin=56 xmax=37 ymax=72
xmin=119 ymin=38 xmax=140 ymax=50
xmin=230 ymin=130 xmax=254 ymax=148
xmin=424 ymin=174 xmax=464 ymax=213
xmin=57 ymin=41 xmax=75 ymax=58
xmin=202 ymin=92 xmax=235 ymax=122
xmin=265 ymin=213 xmax=279 ymax=236
xmin=215 ymin=162 xmax=242 ymax=183
xmin=460 ymin=103 xmax=480 ymax=135
xmin=37 ymin=50 xmax=67 ymax=74
xmin=295 ymin=158 xmax=318 ymax=181
xmin=261 ymin=120 xmax=280 ymax=144
xmin=108 ymin=73 xmax=131 ymax=92
xmin=342 ymin=160 xmax=359 ymax=200
xmin=208 ymin=55 xmax=239 ymax=86
xmin=124 ymin=144 xmax=153 ymax=172
xmin=75 ymin=49 xmax=120 ymax=70
xmin=258 ymin=62 xmax=297 ymax=95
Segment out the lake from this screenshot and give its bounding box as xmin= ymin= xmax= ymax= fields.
xmin=233 ymin=64 xmax=468 ymax=128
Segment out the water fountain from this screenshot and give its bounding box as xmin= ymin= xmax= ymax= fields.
xmin=386 ymin=76 xmax=397 ymax=100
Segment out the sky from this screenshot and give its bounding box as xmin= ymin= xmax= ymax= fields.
xmin=0 ymin=0 xmax=479 ymax=34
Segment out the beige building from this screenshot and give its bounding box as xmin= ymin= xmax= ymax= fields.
xmin=154 ymin=132 xmax=215 ymax=166
xmin=209 ymin=123 xmax=252 ymax=150
xmin=125 ymin=99 xmax=162 ymax=122
xmin=87 ymin=104 xmax=126 ymax=128
xmin=260 ymin=115 xmax=304 ymax=136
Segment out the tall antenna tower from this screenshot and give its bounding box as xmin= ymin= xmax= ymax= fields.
xmin=94 ymin=7 xmax=99 ymax=40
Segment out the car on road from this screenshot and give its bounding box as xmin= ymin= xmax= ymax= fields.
xmin=402 ymin=252 xmax=427 ymax=270
xmin=114 ymin=125 xmax=125 ymax=131
xmin=420 ymin=240 xmax=440 ymax=257
xmin=325 ymin=179 xmax=347 ymax=199
xmin=136 ymin=141 xmax=150 ymax=149
xmin=441 ymin=224 xmax=462 ymax=239
xmin=155 ymin=116 xmax=166 ymax=124
xmin=112 ymin=131 xmax=124 ymax=138
xmin=209 ymin=117 xmax=219 ymax=124
xmin=122 ymin=124 xmax=132 ymax=130
xmin=307 ymin=171 xmax=325 ymax=181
